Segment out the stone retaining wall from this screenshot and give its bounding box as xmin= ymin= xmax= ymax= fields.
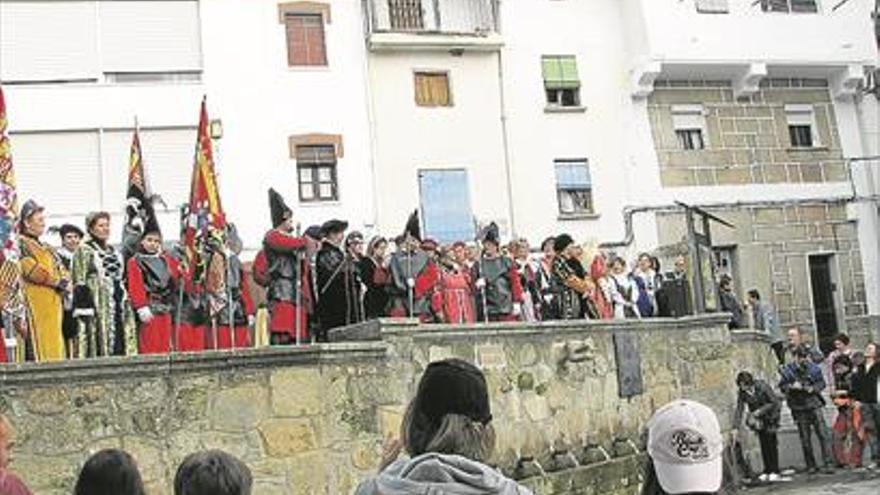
xmin=0 ymin=315 xmax=775 ymax=494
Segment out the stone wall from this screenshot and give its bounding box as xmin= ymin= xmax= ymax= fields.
xmin=0 ymin=316 xmax=776 ymax=495
xmin=656 ymin=203 xmax=876 ymax=349
xmin=648 ymin=78 xmax=846 ymax=187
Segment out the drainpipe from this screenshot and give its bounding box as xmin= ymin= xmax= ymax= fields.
xmin=361 ymin=0 xmax=381 ymax=230
xmin=495 ymin=1 xmax=516 ymax=236
xmin=598 ymin=196 xmax=861 ymax=250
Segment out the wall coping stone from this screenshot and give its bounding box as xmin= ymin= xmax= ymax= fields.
xmin=0 ymin=342 xmax=387 ymax=388
xmin=331 ymin=314 xmax=736 ymax=342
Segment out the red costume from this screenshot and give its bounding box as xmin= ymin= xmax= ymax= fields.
xmin=432 ymin=265 xmax=476 ymax=324
xmin=213 ymin=253 xmax=256 ymax=349
xmin=127 ymin=252 xmax=180 ymax=354
xmin=589 ymin=255 xmax=614 ymax=320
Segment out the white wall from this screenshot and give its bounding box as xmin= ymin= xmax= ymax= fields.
xmin=368 ymin=50 xmax=510 ymax=236
xmin=2 ymin=0 xmax=374 ymax=252
xmin=501 ymin=0 xmax=650 ymax=249
xmin=624 ymin=0 xmax=876 ymax=65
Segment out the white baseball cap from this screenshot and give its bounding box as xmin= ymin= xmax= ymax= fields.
xmin=647 ymin=399 xmax=723 ymax=495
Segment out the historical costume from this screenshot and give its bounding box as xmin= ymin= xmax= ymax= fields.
xmin=830 ymin=354 xmax=863 ymax=467
xmin=535 ymin=237 xmax=557 ymax=321
xmin=432 ymin=255 xmax=476 ymax=324
xmin=387 ymin=211 xmax=439 ymax=322
xmin=207 ymin=224 xmax=255 ymax=349
xmin=609 ymin=258 xmax=640 ymax=319
xmin=55 ymin=223 xmax=82 ymax=356
xmin=126 ymin=215 xmax=180 ymax=355
xmin=316 ymin=223 xmax=364 ymax=339
xmin=18 ymin=200 xmax=69 ymax=362
xmin=550 ymin=234 xmax=591 ymax=320
xmin=71 ymin=214 xmax=136 ymax=357
xmin=359 ymin=236 xmax=391 ymax=320
xmin=588 ymin=255 xmax=614 ymax=319
xmin=263 ymin=189 xmax=310 ymax=345
xmin=632 ymin=257 xmax=658 ymax=318
xmin=471 ymin=223 xmax=523 ymax=322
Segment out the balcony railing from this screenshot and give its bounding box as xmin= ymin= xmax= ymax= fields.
xmin=368 ymin=0 xmax=499 ymax=36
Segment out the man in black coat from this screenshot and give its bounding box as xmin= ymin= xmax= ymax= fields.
xmin=732 ymin=371 xmax=788 ymax=482
xmin=853 ymin=342 xmax=880 ymax=467
xmin=315 ymin=220 xmax=362 ymax=341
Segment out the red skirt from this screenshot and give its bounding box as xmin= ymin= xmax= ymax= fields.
xmin=0 ymin=337 xmax=7 ymax=363
xmin=210 ymin=326 xmax=251 ymax=349
xmin=138 ymin=314 xmax=173 ymax=355
xmin=176 ymin=323 xmax=206 ymax=353
xmin=269 ymin=302 xmax=308 ymax=341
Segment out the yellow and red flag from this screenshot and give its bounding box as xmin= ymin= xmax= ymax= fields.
xmin=124 ymin=125 xmax=161 ymax=238
xmin=183 ymin=97 xmax=227 ymax=309
xmin=0 ymin=86 xmax=31 ymax=362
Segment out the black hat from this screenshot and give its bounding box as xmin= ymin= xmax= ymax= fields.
xmin=268 ymin=188 xmax=293 ymax=228
xmin=403 ymin=210 xmax=421 ymax=242
xmin=553 ymin=233 xmax=574 ymax=253
xmin=345 ymin=231 xmax=364 ymax=247
xmin=413 ymin=359 xmax=492 ymax=427
xmin=478 ymin=222 xmax=499 ymax=245
xmin=321 ymin=219 xmax=348 ymax=235
xmin=143 ymin=209 xmax=162 ymax=237
xmin=58 ymin=224 xmax=84 ymax=238
xmin=304 ymin=224 xmax=323 ymax=240
xmin=541 ymin=236 xmax=556 ymax=251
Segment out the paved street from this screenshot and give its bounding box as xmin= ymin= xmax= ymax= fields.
xmin=745 ymin=471 xmax=879 ymax=495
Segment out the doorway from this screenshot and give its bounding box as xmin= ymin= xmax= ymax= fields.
xmin=808 ymin=254 xmax=842 ymax=354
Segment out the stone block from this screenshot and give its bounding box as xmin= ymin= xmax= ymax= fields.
xmin=661 ymin=169 xmax=696 ymax=187
xmin=428 ymin=345 xmax=452 ymax=363
xmin=797 ymin=205 xmax=827 ymax=223
xmin=376 ymin=404 xmax=405 ymax=439
xmin=720 ymin=118 xmax=736 ymax=133
xmin=259 ymin=418 xmax=319 ymax=457
xmin=762 ymin=164 xmax=787 ymax=183
xmin=716 ymin=167 xmax=753 ymax=185
xmin=210 ymin=383 xmax=269 ymax=432
xmin=477 ymin=344 xmax=507 ymax=369
xmin=753 ymin=207 xmax=785 ymax=225
xmin=746 ymin=106 xmax=773 ymax=118
xmin=799 ymin=164 xmax=823 ymax=183
xmin=755 ymin=133 xmax=779 ymax=148
xmin=756 ymin=225 xmax=808 ymax=243
xmin=823 ymin=161 xmax=847 ymax=182
xmin=735 ymin=119 xmax=759 ymax=133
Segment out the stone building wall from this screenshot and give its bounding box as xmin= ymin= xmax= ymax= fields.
xmin=656 ymin=203 xmax=876 ymax=347
xmin=647 ymin=79 xmax=846 ymax=187
xmin=0 ymin=316 xmax=775 ymax=495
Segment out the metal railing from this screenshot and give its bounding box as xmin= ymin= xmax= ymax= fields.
xmin=367 ymin=0 xmax=499 ymax=36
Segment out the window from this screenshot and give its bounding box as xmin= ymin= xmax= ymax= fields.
xmin=695 ymin=0 xmax=729 ymax=14
xmin=672 ymin=104 xmax=707 ymax=151
xmin=785 ymin=104 xmax=820 ymax=148
xmin=418 ymin=169 xmax=476 ymax=243
xmin=296 ymin=145 xmax=338 ymax=202
xmin=542 ymin=56 xmax=581 ymax=109
xmin=285 ymin=14 xmax=327 ymax=66
xmin=414 ymin=72 xmax=452 ymax=107
xmin=761 ymin=0 xmax=818 ymax=13
xmin=555 ymin=159 xmax=593 ymax=215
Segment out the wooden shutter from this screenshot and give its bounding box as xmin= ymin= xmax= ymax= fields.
xmin=542 ymin=56 xmax=580 ymax=90
xmin=414 ymin=73 xmax=450 ymax=107
xmin=418 ymin=169 xmax=475 ymax=243
xmin=100 ymin=0 xmax=203 ymax=73
xmin=0 ymin=1 xmax=99 ymax=82
xmin=286 ymin=14 xmax=327 ymax=66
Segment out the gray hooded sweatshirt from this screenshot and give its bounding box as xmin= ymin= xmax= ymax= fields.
xmin=353 ymin=453 xmax=534 ymax=495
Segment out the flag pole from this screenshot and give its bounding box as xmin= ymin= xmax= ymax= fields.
xmin=173 ymin=203 xmax=186 ymax=354
xmin=294 ymin=224 xmax=302 ymax=346
xmin=226 ymin=245 xmax=236 ymax=351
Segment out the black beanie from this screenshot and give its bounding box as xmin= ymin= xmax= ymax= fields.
xmin=413 ymin=359 xmax=492 ymax=427
xmin=553 ymin=233 xmax=574 ymax=253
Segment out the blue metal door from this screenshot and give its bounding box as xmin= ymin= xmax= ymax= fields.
xmin=418 ymin=169 xmax=475 ymax=243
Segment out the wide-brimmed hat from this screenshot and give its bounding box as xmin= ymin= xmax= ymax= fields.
xmin=58 ymin=223 xmax=84 ymax=238
xmin=321 ymin=219 xmax=348 ymax=235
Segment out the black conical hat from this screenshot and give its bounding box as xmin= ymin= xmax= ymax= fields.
xmin=479 ymin=222 xmax=499 ymax=244
xmin=268 ymin=188 xmax=293 ymax=228
xmin=143 ymin=206 xmax=162 ymax=237
xmin=403 ymin=209 xmax=421 ymax=242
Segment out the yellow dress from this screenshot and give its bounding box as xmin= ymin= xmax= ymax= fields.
xmin=19 ymin=235 xmax=68 ymax=362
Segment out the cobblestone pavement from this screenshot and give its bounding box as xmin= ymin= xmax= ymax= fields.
xmin=744 ymin=470 xmax=879 ymax=494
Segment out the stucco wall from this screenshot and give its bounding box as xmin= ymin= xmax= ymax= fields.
xmin=1 ymin=316 xmax=776 ymax=494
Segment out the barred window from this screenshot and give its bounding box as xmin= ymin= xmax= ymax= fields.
xmin=761 ymin=0 xmax=818 ymax=13
xmin=695 ymin=0 xmax=729 ymax=14
xmin=672 ymin=104 xmax=707 ymax=151
xmin=296 ymin=145 xmax=338 ymax=202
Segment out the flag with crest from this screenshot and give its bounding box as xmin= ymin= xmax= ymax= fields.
xmin=0 ymin=86 xmax=31 ymax=361
xmin=183 ymin=97 xmax=228 ymax=317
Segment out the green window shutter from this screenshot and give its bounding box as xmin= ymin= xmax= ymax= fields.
xmin=542 ymin=56 xmax=579 ymax=89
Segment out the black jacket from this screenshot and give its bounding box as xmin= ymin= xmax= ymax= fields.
xmin=852 ymin=362 xmax=880 ymax=404
xmin=734 ymin=380 xmax=781 ymax=432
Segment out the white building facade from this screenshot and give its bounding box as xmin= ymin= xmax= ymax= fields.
xmin=1 ymin=0 xmax=376 ymax=248
xmin=2 ymin=0 xmax=878 ymax=342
